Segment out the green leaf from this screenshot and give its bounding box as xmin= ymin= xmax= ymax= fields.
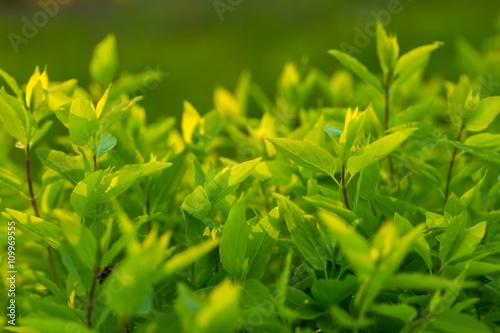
xmin=220 ymin=200 xmax=250 ymax=279
xmin=376 ymin=21 xmax=399 ymax=77
xmin=68 ymin=98 xmax=100 ymax=146
xmin=393 ymin=214 xmax=433 ymax=272
xmin=181 ymin=185 xmax=211 ymax=221
xmin=383 ymin=273 xmax=456 ymax=290
xmin=30 ymin=120 xmax=52 ymax=147
xmin=3 ymin=209 xmax=62 ymax=249
xmin=347 ymin=128 xmax=417 ymax=176
xmin=329 ymin=305 xmax=375 ymax=329
xmin=59 ymin=238 xmax=93 ymax=290
xmin=245 ymin=207 xmax=280 ymax=280
xmin=328 ymin=50 xmax=383 ymax=92
xmin=96 ymin=85 xmax=110 ymax=118
xmin=90 ymin=33 xmax=118 ymax=85
xmin=161 ymin=239 xmax=219 ymax=277
xmin=393 ymin=42 xmax=443 ymax=86
xmin=0 ymin=67 xmax=23 ymax=100
xmin=303 ymin=194 xmax=359 ymax=223
xmin=176 ymin=280 xmax=240 ymax=333
xmin=464 ymin=96 xmax=500 ymax=132
xmin=121 ymin=160 xmax=172 ymax=177
xmin=205 ymin=157 xmax=261 ymax=203
xmin=0 ymin=87 xmax=37 ymax=145
xmin=268 ymin=138 xmax=337 ymax=178
xmin=311 ymin=275 xmax=357 ymax=308
xmin=429 ymin=312 xmax=492 ymax=333
xmin=100 ymin=168 xmax=141 ymax=201
xmin=446 ymin=139 xmax=500 ymax=165
xmin=460 ymin=170 xmax=487 ymax=206
xmin=44 ymin=88 xmax=72 ymax=127
xmin=253 ymin=160 xmax=295 ymax=186
xmin=369 ymin=303 xmax=417 ymax=322
xmin=464 ymin=133 xmax=500 ymax=149
xmin=447 ymin=221 xmax=486 ymax=264
xmin=318 ymin=210 xmax=373 ymax=277
xmin=19 ymin=318 xmax=95 ymax=333
xmin=36 ymin=148 xmax=85 ymax=185
xmin=274 ymin=193 xmax=328 ymax=271
xmin=100 ymin=96 xmax=142 ymax=131
xmin=108 ymin=69 xmax=164 ymax=102
xmin=96 ymin=133 xmax=117 ymax=157
xmin=61 ymin=220 xmax=98 ymax=269
xmin=0 ymin=167 xmax=24 ymax=193
xmin=70 ymin=170 xmax=106 ymax=218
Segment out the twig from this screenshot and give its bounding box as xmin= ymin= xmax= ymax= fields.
xmin=444 ymin=124 xmax=465 ymax=208
xmin=341 ymin=162 xmax=350 ymax=210
xmin=26 ymin=144 xmax=61 ymax=287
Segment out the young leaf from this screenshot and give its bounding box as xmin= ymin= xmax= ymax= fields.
xmin=347 ymin=128 xmax=417 ymax=176
xmin=376 ymin=21 xmax=399 ymax=78
xmin=25 ymin=66 xmax=49 ymax=110
xmin=268 ymin=138 xmax=337 ymax=179
xmin=328 ymin=50 xmax=383 ymax=92
xmin=96 ymin=85 xmax=110 ymax=118
xmin=182 ymin=100 xmax=201 ymax=144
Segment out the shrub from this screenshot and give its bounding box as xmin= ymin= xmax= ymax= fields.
xmin=0 ymin=24 xmax=499 ymax=333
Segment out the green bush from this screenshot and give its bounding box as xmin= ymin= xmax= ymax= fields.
xmin=0 ymin=23 xmax=499 ymax=333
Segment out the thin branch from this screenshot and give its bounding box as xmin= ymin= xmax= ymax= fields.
xmin=444 ymin=124 xmax=465 ymax=208
xmin=26 ymin=144 xmax=61 ymax=287
xmin=341 ymin=162 xmax=350 ymax=210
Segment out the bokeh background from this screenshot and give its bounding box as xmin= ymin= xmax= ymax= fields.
xmin=1 ymin=0 xmax=499 ymax=121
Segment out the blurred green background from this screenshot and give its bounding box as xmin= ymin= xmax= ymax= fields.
xmin=1 ymin=0 xmax=499 ymax=121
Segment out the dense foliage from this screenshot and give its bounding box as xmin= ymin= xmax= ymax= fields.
xmin=1 ymin=23 xmax=499 ymax=333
